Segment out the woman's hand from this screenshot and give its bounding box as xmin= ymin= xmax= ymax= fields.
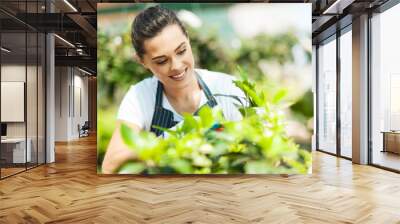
xmin=101 ymin=121 xmax=141 ymax=174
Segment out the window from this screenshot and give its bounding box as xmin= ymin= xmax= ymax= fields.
xmin=317 ymin=37 xmax=337 ymax=154
xmin=339 ymin=28 xmax=352 ymax=158
xmin=370 ymin=3 xmax=400 ymax=171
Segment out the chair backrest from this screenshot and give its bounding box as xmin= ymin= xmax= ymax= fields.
xmin=82 ymin=121 xmax=90 ymax=129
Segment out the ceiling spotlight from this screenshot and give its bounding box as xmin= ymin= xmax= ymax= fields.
xmin=1 ymin=47 xmax=11 ymax=53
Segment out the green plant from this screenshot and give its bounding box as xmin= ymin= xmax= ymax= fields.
xmin=97 ymin=107 xmax=118 ymax=168
xmin=117 ymin=68 xmax=311 ymax=174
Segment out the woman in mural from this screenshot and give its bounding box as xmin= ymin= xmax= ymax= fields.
xmin=102 ymin=6 xmax=246 ymax=174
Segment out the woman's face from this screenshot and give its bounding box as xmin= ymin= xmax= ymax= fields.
xmin=139 ymin=24 xmax=196 ymax=90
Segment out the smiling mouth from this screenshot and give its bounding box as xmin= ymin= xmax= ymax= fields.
xmin=169 ymin=68 xmax=187 ymax=81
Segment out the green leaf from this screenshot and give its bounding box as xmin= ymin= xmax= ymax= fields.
xmin=236 ymin=65 xmax=248 ymax=81
xmin=117 ymin=162 xmax=145 ymax=174
xmin=272 ymin=88 xmax=287 ymax=104
xmin=152 ymin=125 xmax=178 ymax=137
xmin=181 ymin=114 xmax=199 ymax=133
xmin=233 ymin=80 xmax=264 ymax=107
xmin=194 ymin=167 xmax=211 ymax=174
xmin=120 ymin=123 xmax=137 ymax=148
xmin=231 ymin=155 xmax=250 ymax=167
xmin=198 ymin=106 xmax=214 ymax=129
xmin=192 ymin=154 xmax=212 ymax=167
xmin=172 ymin=159 xmax=193 ymax=174
xmin=244 ymin=161 xmax=271 ymax=174
xmin=209 ymin=142 xmax=229 ymax=157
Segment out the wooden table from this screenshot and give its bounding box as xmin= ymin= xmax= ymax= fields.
xmin=1 ymin=138 xmax=32 ymax=164
xmin=381 ymin=131 xmax=400 ymax=154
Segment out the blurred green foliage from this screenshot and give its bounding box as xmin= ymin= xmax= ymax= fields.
xmin=97 ymin=107 xmax=116 ymax=166
xmin=98 ymin=25 xmax=302 ymax=105
xmin=97 ymin=18 xmax=313 ymax=169
xmin=291 ymin=90 xmax=314 ymax=120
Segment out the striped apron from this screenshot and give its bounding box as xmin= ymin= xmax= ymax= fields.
xmin=150 ymin=73 xmax=218 ymax=137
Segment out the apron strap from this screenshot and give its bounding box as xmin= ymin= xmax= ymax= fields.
xmin=154 ymin=81 xmax=163 ymax=107
xmin=150 ymin=82 xmax=177 ymax=137
xmin=194 ymin=72 xmax=218 ymax=115
xmin=196 ymin=72 xmax=218 ymax=108
xmin=150 ymin=71 xmax=219 ymax=136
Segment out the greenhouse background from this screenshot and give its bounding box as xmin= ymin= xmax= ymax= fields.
xmin=97 ymin=3 xmax=312 ymax=169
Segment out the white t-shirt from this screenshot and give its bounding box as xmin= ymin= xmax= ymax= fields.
xmin=117 ymin=68 xmax=247 ymax=131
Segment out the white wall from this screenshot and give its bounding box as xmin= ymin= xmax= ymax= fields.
xmin=55 ymin=66 xmax=69 ymax=141
xmin=55 ymin=67 xmax=89 ymax=141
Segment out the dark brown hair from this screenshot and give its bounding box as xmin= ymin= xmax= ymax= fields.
xmin=131 ymin=5 xmax=188 ymax=59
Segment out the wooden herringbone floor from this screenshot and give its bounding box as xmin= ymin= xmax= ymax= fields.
xmin=1 ymin=135 xmax=400 ymax=224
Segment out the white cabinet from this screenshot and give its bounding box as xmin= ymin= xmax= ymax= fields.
xmin=1 ymin=138 xmax=32 ymax=163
